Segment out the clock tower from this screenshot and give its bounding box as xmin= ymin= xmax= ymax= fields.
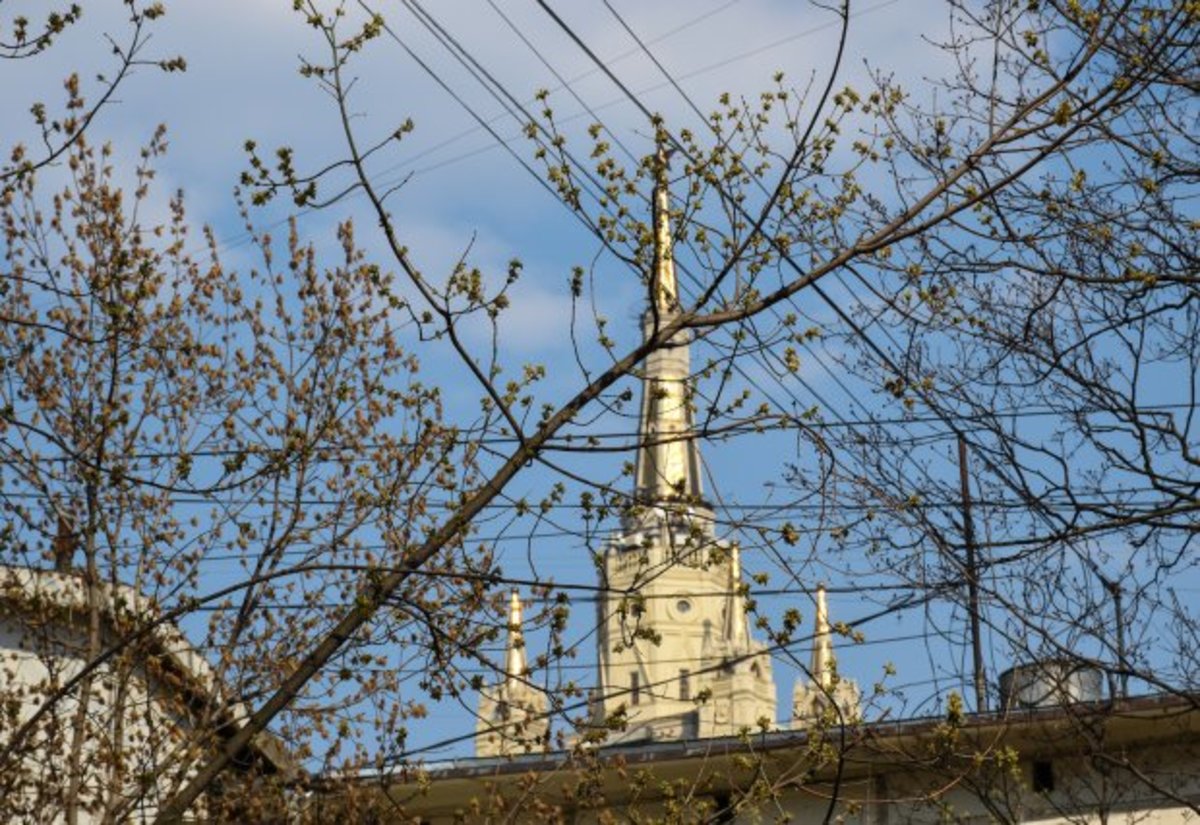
xmin=591 ymin=164 xmax=777 ymax=743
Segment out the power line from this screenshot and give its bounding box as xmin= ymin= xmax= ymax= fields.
xmin=5 ymin=401 xmax=1190 ymax=464
xmin=525 ymin=0 xmax=1168 ymax=578
xmin=0 ymin=487 xmax=1180 ymax=510
xmin=196 ymin=0 xmax=895 ymax=263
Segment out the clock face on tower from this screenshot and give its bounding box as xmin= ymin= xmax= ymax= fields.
xmin=667 ymin=597 xmax=695 ymax=621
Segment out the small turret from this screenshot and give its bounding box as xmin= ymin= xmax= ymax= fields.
xmin=811 ymin=585 xmax=834 ymax=690
xmin=476 ymin=591 xmax=549 ymax=757
xmin=792 ymin=585 xmax=861 ymax=728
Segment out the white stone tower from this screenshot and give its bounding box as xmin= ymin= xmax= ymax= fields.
xmin=591 ymin=162 xmax=777 ymax=743
xmin=476 ymin=591 xmax=549 ymax=756
xmin=791 ymin=585 xmax=861 ymax=728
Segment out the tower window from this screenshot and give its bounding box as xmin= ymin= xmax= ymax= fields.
xmin=872 ymin=775 xmax=890 ymax=825
xmin=680 ymin=669 xmax=691 ymax=701
xmin=630 ymin=672 xmax=641 ymax=706
xmin=712 ymin=792 xmax=734 ymax=824
xmin=1032 ymin=760 xmax=1055 ymax=793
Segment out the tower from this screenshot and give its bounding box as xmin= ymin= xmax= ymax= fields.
xmin=591 ymin=161 xmax=777 ymax=743
xmin=476 ymin=592 xmax=549 ymax=756
xmin=791 ymin=585 xmax=861 ymax=728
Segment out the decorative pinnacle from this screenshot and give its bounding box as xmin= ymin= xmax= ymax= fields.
xmin=812 ymin=584 xmax=835 ymax=690
xmin=652 ymin=148 xmax=678 ymax=315
xmin=505 ymin=590 xmax=526 ymax=680
xmin=726 ymin=544 xmax=749 ymax=648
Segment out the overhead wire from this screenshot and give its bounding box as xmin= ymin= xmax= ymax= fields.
xmin=352 ymin=3 xmax=1171 ymax=729
xmin=442 ymin=1 xmax=1193 ymax=725
xmin=391 ymin=3 xmax=993 ymax=685
xmin=193 ymin=0 xmax=897 ymax=263
xmin=525 ymin=0 xmax=1171 ymax=619
xmin=7 ymin=402 xmax=1186 ymax=465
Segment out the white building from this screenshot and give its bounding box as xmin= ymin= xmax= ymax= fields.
xmin=586 ymin=172 xmax=780 ymax=745
xmin=0 ymin=564 xmax=290 ymax=822
xmin=338 ymin=693 xmax=1200 ymax=822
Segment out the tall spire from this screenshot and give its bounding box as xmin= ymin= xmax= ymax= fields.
xmin=811 ymin=585 xmax=834 ymax=689
xmin=633 ymin=152 xmax=706 ymax=507
xmin=505 ymin=590 xmax=526 ymax=679
xmin=593 ymin=153 xmax=779 ymax=747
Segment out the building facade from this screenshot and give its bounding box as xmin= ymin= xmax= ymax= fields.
xmin=0 ymin=565 xmax=290 ymax=822
xmin=335 ymin=694 xmax=1200 ymax=823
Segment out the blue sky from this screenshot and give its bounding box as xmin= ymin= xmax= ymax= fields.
xmin=8 ymin=0 xmax=1189 ymax=764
